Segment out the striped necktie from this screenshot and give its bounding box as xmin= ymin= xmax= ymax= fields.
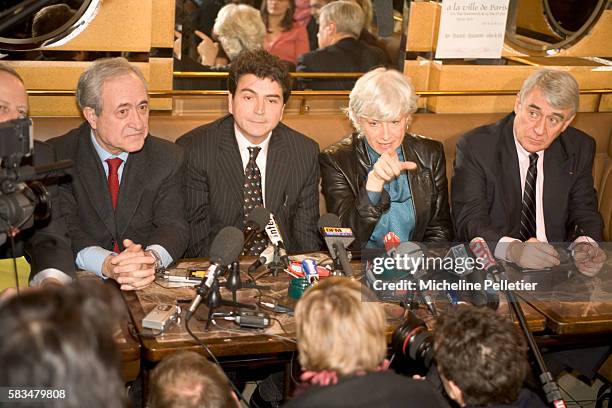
xmin=519 ymin=153 xmax=538 ymax=241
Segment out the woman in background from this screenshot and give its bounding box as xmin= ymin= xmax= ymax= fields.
xmin=261 ymin=0 xmax=309 ymax=66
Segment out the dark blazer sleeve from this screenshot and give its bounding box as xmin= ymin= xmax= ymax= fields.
xmin=320 ymin=150 xmax=391 ymax=248
xmin=147 ymin=143 xmax=189 ymax=261
xmin=422 ymin=141 xmax=453 ymax=242
xmin=452 ymin=134 xmax=505 ymax=243
xmin=176 ymin=131 xmax=210 ymax=258
xmin=566 ymin=134 xmax=604 ymax=241
xmin=290 ymin=139 xmax=322 ymax=252
xmin=26 ymin=141 xmax=76 ymax=279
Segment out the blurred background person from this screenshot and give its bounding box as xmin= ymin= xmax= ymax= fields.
xmin=285 ymin=277 xmax=448 ymax=407
xmin=297 ymin=1 xmax=389 ymax=90
xmin=434 ymin=305 xmax=546 ymax=407
xmin=149 ymin=350 xmax=239 ymax=408
xmin=0 ymin=280 xmax=127 ymax=408
xmin=174 ymin=4 xmax=266 ymax=89
xmin=320 ymin=68 xmax=452 ymax=248
xmin=261 ymin=0 xmax=309 ymax=67
xmin=196 ymin=3 xmax=266 ymax=67
xmin=31 ymin=3 xmax=88 ymax=61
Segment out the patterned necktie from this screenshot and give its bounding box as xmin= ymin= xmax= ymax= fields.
xmin=243 ymin=147 xmax=267 ymax=255
xmin=519 ymin=153 xmax=538 ymax=241
xmin=106 ymin=157 xmax=123 ymax=253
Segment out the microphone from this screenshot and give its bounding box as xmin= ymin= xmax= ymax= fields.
xmin=243 ymin=207 xmax=271 ymax=249
xmin=441 ymin=244 xmax=488 ymax=308
xmin=395 ymin=242 xmax=438 ymax=316
xmin=468 ymin=237 xmax=506 ymax=279
xmin=264 ymin=213 xmax=290 ymax=267
xmin=247 ymin=244 xmax=275 ymax=273
xmin=186 ymin=226 xmax=244 ymax=321
xmin=318 ymin=213 xmax=355 ymax=277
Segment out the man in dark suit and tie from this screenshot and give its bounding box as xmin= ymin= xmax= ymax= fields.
xmin=49 ymin=58 xmax=188 ymax=290
xmin=452 ymin=69 xmax=606 ymax=276
xmin=297 ymin=1 xmax=389 ymax=90
xmin=0 ymin=64 xmax=75 ymax=292
xmin=177 ymin=49 xmax=320 ymax=257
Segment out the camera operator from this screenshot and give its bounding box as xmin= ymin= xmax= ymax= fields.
xmin=0 ymin=64 xmax=75 ymax=297
xmin=434 ymin=305 xmax=545 ymax=408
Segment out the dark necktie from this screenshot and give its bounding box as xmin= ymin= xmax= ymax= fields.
xmin=106 ymin=157 xmax=123 ymax=253
xmin=519 ymin=153 xmax=538 ymax=241
xmin=243 ymin=147 xmax=267 ymax=255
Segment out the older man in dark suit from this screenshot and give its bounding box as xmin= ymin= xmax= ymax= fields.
xmin=49 ymin=58 xmax=188 ymax=290
xmin=0 ymin=64 xmax=75 ymax=290
xmin=452 ymin=69 xmax=606 ymax=276
xmin=177 ymin=49 xmax=320 ymax=258
xmin=297 ymin=1 xmax=389 ymax=90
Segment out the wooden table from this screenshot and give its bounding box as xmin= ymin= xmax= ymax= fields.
xmin=505 ymin=256 xmax=612 ymax=336
xmin=121 ymin=253 xmax=547 ymax=365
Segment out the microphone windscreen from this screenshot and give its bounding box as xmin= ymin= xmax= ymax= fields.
xmin=318 ymin=213 xmax=341 ymax=230
xmin=209 ymin=226 xmax=244 ymax=265
xmin=247 ymin=207 xmax=271 ymax=231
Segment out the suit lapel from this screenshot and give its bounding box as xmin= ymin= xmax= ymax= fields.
xmin=76 ymin=128 xmax=116 ymax=237
xmin=498 ymin=119 xmax=522 ymax=235
xmin=217 ymin=118 xmax=246 ymax=208
xmin=265 ymin=127 xmax=290 ymax=213
xmin=115 ymin=141 xmax=148 ymax=237
xmin=543 ymin=139 xmax=571 ymax=240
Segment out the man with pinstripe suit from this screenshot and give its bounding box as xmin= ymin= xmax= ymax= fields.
xmin=177 ymin=50 xmax=321 ymax=257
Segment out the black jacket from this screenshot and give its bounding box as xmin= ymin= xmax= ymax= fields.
xmin=320 ymin=133 xmax=453 ymax=248
xmin=49 ymin=124 xmax=188 ymax=261
xmin=297 ymin=37 xmax=389 ymax=90
xmin=284 ymin=371 xmax=450 ymax=408
xmin=0 ymin=140 xmax=76 ymax=281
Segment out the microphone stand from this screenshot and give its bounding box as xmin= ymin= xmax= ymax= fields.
xmin=489 ymin=270 xmax=566 ymax=408
xmin=202 ymin=265 xmax=255 ymax=330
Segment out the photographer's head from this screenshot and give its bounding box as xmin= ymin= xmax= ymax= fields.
xmin=0 ymin=64 xmax=28 ymax=122
xmin=434 ymin=305 xmax=528 ymax=407
xmin=77 ymin=57 xmax=149 ymax=155
xmin=295 ymin=277 xmax=387 ymax=376
xmin=0 ymin=280 xmax=127 ymax=408
xmin=148 ymin=350 xmax=238 ymax=408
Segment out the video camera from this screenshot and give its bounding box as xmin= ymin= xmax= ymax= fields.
xmin=0 ymin=117 xmax=71 ymax=244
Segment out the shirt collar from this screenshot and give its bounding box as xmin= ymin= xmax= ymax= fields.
xmin=513 ymin=131 xmax=544 ymax=160
xmin=90 ymin=130 xmax=129 ymax=163
xmin=234 ymin=125 xmax=272 ymax=157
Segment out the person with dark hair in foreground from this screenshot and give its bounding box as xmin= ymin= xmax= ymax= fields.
xmin=434 ymin=305 xmax=545 ymax=408
xmin=178 ymin=49 xmax=320 ymax=258
xmin=0 ymin=280 xmax=127 ymax=408
xmin=285 ymin=277 xmax=448 ymax=408
xmin=149 ymin=350 xmax=239 ymax=408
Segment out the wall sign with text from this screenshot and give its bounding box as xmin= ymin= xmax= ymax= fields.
xmin=435 ymin=0 xmax=510 ymax=59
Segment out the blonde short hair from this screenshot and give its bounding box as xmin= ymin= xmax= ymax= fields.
xmin=347 ymin=67 xmax=418 ymax=134
xmin=214 ymin=4 xmax=265 ymax=61
xmin=295 ymin=277 xmax=386 ymax=376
